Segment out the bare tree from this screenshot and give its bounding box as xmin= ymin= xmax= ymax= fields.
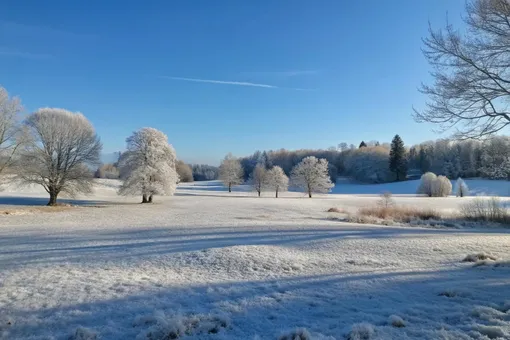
xmin=290 ymin=156 xmax=333 ymax=198
xmin=118 ymin=128 xmax=178 ymax=203
xmin=18 ymin=108 xmax=102 ymax=205
xmin=219 ymin=153 xmax=244 ymax=192
xmin=0 ymin=86 xmax=24 ymax=178
xmin=415 ymin=0 xmax=510 ymax=138
xmin=266 ymin=166 xmax=289 ymax=198
xmin=249 ymin=164 xmax=267 ymax=197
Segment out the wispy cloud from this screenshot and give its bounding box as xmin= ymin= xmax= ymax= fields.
xmin=240 ymin=70 xmax=320 ymax=77
xmin=159 ymin=76 xmax=278 ymax=88
xmin=0 ymin=47 xmax=53 ymax=60
xmin=159 ymin=76 xmax=315 ymax=91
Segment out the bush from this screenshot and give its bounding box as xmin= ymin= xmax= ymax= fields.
xmin=417 ymin=172 xmax=437 ymax=197
xmin=278 ymin=328 xmax=311 ymax=340
xmin=460 ymin=197 xmax=510 ymax=224
xmin=417 ymin=172 xmax=452 ymax=197
xmin=347 ymin=323 xmax=375 ymax=340
xmin=462 ymin=253 xmax=498 ymax=262
xmin=432 ymin=175 xmax=452 ymax=197
xmin=378 ymin=192 xmax=395 ymax=208
xmin=327 ymin=207 xmax=346 ymax=213
xmin=455 ymin=177 xmax=469 ymax=197
xmin=95 ymin=163 xmax=119 ymax=179
xmin=176 ymin=160 xmax=193 ymax=183
xmin=388 ymin=315 xmax=405 ymax=328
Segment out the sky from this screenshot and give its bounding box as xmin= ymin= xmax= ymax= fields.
xmin=0 ymin=1 xmax=466 ymax=165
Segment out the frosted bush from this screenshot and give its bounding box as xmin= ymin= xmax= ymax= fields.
xmin=70 ymin=327 xmax=97 ymax=340
xmin=432 ymin=176 xmax=452 ymax=197
xmin=388 ymin=315 xmax=405 ymax=328
xmin=455 ymin=178 xmax=469 ymax=197
xmin=460 ymin=197 xmax=510 ymax=224
xmin=462 ymin=253 xmax=497 ymax=262
xmin=347 ymin=323 xmax=375 ymax=340
xmin=417 ymin=172 xmax=437 ymax=197
xmin=278 ymin=328 xmax=311 ymax=340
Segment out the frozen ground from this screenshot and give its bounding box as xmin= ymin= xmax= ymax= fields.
xmin=0 ymin=180 xmax=509 ymax=339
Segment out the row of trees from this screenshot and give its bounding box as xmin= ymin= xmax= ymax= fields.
xmin=239 ymin=133 xmax=510 ymax=184
xmin=219 ymin=154 xmax=334 ymax=197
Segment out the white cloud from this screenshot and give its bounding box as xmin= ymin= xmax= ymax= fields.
xmin=159 ymin=76 xmax=277 ymax=88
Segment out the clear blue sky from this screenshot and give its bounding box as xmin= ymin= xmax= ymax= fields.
xmin=1 ymin=1 xmax=465 ymax=165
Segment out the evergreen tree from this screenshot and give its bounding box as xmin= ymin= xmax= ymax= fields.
xmin=389 ymin=134 xmax=407 ymax=181
xmin=418 ymin=148 xmax=430 ymax=173
xmin=359 ymin=141 xmax=367 ymax=148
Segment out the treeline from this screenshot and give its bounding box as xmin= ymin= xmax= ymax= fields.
xmin=239 ymin=136 xmax=510 ymax=184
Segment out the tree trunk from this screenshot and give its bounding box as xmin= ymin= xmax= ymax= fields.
xmin=308 ymin=191 xmax=312 ymax=198
xmin=142 ymin=194 xmax=148 ymax=203
xmin=229 ymin=183 xmax=232 ymax=193
xmin=148 ymin=195 xmax=153 ymax=203
xmin=258 ymin=190 xmax=261 ymax=197
xmin=276 ymin=189 xmax=278 ymax=198
xmin=47 ymin=190 xmax=58 ymax=206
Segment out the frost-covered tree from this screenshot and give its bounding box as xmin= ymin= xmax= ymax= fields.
xmin=0 ymin=86 xmax=24 ymax=177
xmin=389 ymin=134 xmax=407 ymax=181
xmin=176 ymin=160 xmax=193 ymax=183
xmin=432 ymin=175 xmax=452 ymax=197
xmin=118 ymin=128 xmax=177 ymax=203
xmin=249 ymin=164 xmax=267 ymax=197
xmin=219 ymin=153 xmax=244 ymax=192
xmin=417 ymin=172 xmax=437 ymax=197
xmin=344 ymin=146 xmax=393 ymax=183
xmin=455 ymin=177 xmax=469 ymax=197
xmin=266 ymin=166 xmax=288 ymax=198
xmin=359 ymin=141 xmax=367 ymax=148
xmin=17 ymin=108 xmax=102 ymax=205
xmin=290 ymin=156 xmax=333 ymax=198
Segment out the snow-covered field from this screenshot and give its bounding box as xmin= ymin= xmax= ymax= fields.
xmin=1 ymin=180 xmax=510 ymax=339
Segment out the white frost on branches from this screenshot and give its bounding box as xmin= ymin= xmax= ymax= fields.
xmin=118 ymin=128 xmax=178 ymax=203
xmin=455 ymin=177 xmax=469 ymax=197
xmin=0 ymin=86 xmax=24 ymax=177
xmin=290 ymin=156 xmax=333 ymax=198
xmin=266 ymin=166 xmax=289 ymax=198
xmin=219 ymin=153 xmax=244 ymax=192
xmin=249 ymin=164 xmax=267 ymax=197
xmin=17 ymin=108 xmax=102 ymax=205
xmin=417 ymin=172 xmax=452 ymax=197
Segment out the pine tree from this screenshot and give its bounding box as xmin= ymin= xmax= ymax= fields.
xmin=359 ymin=141 xmax=367 ymax=148
xmin=389 ymin=134 xmax=407 ymax=181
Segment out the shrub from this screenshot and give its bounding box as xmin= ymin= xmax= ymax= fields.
xmin=378 ymin=191 xmax=395 ymax=208
xmin=455 ymin=177 xmax=469 ymax=197
xmin=432 ymin=175 xmax=452 ymax=197
xmin=278 ymin=328 xmax=311 ymax=340
xmin=460 ymin=197 xmax=510 ymax=224
xmin=388 ymin=315 xmax=405 ymax=328
xmin=327 ymin=207 xmax=346 ymax=213
xmin=417 ymin=172 xmax=437 ymax=197
xmin=462 ymin=253 xmax=498 ymax=262
xmin=95 ymin=163 xmax=120 ymax=179
xmin=176 ymin=160 xmax=193 ymax=183
xmin=347 ymin=323 xmax=375 ymax=340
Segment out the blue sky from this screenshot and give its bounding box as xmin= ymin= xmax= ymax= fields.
xmin=1 ymin=1 xmax=465 ymax=164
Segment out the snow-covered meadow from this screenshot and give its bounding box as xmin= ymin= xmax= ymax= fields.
xmin=1 ymin=180 xmax=510 ymax=339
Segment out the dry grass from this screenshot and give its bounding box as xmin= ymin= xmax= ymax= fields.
xmin=357 ymin=205 xmax=441 ymax=223
xmin=460 ymin=197 xmax=510 ymax=225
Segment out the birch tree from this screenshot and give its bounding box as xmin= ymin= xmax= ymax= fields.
xmin=0 ymin=86 xmax=24 ymax=178
xmin=219 ymin=153 xmax=243 ymax=192
xmin=266 ymin=166 xmax=289 ymax=198
xmin=118 ymin=128 xmax=178 ymax=203
xmin=17 ymin=108 xmax=102 ymax=205
xmin=249 ymin=164 xmax=267 ymax=197
xmin=290 ymin=156 xmax=333 ymax=198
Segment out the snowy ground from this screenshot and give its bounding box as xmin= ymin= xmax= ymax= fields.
xmin=0 ymin=180 xmax=509 ymax=339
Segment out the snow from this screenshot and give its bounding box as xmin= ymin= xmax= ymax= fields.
xmin=0 ymin=179 xmax=510 ymax=339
